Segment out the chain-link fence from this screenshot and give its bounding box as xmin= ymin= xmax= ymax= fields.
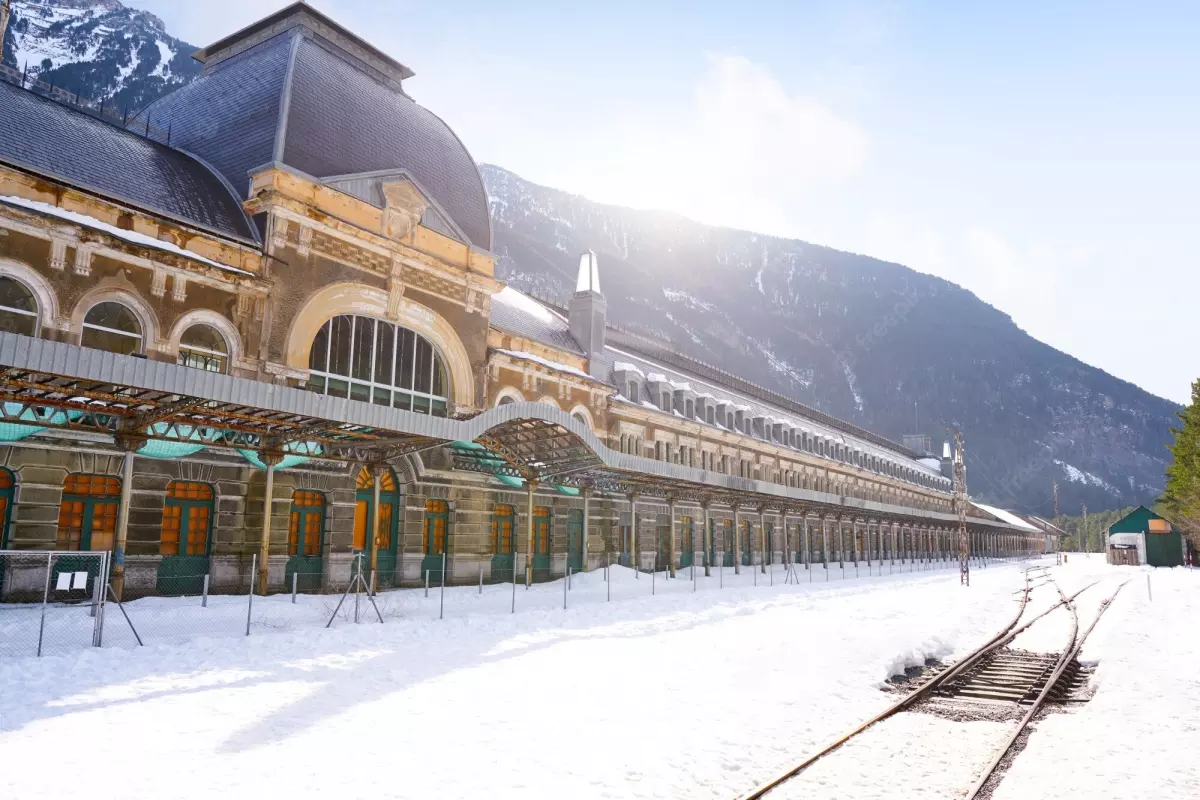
xmin=2 ymin=547 xmax=1045 ymax=659
xmin=0 ymin=550 xmax=106 ymax=657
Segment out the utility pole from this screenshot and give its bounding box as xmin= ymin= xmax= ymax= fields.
xmin=1053 ymin=480 xmax=1061 ymax=565
xmin=1081 ymin=504 xmax=1089 ymax=555
xmin=948 ymin=426 xmax=969 ymax=586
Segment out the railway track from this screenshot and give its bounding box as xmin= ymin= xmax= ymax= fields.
xmin=734 ymin=567 xmax=1124 ymax=800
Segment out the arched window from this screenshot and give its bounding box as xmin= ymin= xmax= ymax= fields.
xmin=353 ymin=467 xmax=399 ymax=554
xmin=492 ymin=503 xmax=515 ymax=555
xmin=308 ymin=314 xmax=449 ymax=416
xmin=82 ymin=302 xmax=142 ymax=355
xmin=424 ymin=499 xmax=449 ymax=556
xmin=0 ymin=468 xmax=14 ymax=548
xmin=288 ymin=491 xmax=325 ymax=557
xmin=57 ymin=474 xmax=121 ymax=551
xmin=0 ymin=277 xmax=38 ymax=336
xmin=498 ymin=395 xmax=516 ymax=406
xmin=160 ymin=482 xmax=214 ymax=556
xmin=178 ymin=324 xmax=228 ymax=373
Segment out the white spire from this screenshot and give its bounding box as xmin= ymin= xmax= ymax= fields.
xmin=575 ymin=250 xmax=600 ymax=294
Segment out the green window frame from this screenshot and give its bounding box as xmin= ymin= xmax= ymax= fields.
xmin=424 ymin=499 xmax=449 ymax=556
xmin=160 ymin=482 xmax=215 ymax=557
xmin=0 ymin=468 xmax=13 ymax=548
xmin=288 ymin=491 xmax=327 ymax=557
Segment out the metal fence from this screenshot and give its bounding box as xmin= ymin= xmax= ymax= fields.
xmin=1 ymin=547 xmax=1039 ymax=659
xmin=0 ymin=550 xmax=107 ymax=657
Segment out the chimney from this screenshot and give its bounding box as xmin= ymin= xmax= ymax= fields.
xmin=940 ymin=440 xmax=953 ymax=479
xmin=568 ymin=250 xmax=606 ymax=376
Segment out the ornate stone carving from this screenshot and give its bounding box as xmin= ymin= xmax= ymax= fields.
xmin=270 ymin=215 xmax=289 ymax=251
xmin=296 ymin=225 xmax=313 ymax=257
xmin=49 ymin=238 xmax=68 ymax=270
xmin=151 ymin=267 xmax=167 ymax=297
xmin=381 ymin=179 xmax=429 ymax=242
xmin=387 ymin=257 xmax=405 ymax=320
xmin=72 ymin=246 xmax=93 ymax=276
xmin=172 ymin=275 xmax=188 ymax=302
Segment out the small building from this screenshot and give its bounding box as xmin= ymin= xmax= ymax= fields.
xmin=1106 ymin=507 xmax=1185 ymax=567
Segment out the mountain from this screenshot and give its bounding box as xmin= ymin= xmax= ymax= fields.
xmin=2 ymin=1 xmax=1177 ymax=516
xmin=483 ymin=165 xmax=1179 ymax=516
xmin=1 ymin=0 xmax=200 ymax=111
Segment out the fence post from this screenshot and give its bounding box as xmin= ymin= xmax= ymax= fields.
xmin=720 ymin=553 xmax=724 ymax=588
xmin=1146 ymin=573 xmax=1152 ymax=602
xmin=291 ymin=572 xmax=297 ymax=604
xmin=652 ymin=555 xmax=656 ymax=596
xmin=424 ymin=569 xmax=430 ymax=598
xmin=439 ymin=552 xmax=446 ymax=620
xmin=36 ymin=553 xmax=52 ymax=657
xmin=607 ymin=553 xmax=611 ymax=602
xmin=479 ymin=565 xmax=484 ymax=595
xmin=354 ymin=553 xmax=361 ymax=624
xmin=511 ymin=557 xmax=517 ymax=614
xmin=203 ymin=573 xmax=211 ymax=608
xmin=246 ymin=553 xmax=256 ymax=637
xmin=564 ymin=567 xmax=568 ymax=610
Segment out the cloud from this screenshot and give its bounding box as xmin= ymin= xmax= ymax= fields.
xmin=547 ymin=54 xmax=869 ymax=234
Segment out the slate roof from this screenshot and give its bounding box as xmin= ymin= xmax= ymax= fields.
xmin=490 ymin=286 xmax=946 ymax=481
xmin=0 ymin=80 xmax=258 ymax=242
xmin=490 ymin=288 xmax=584 ymax=355
xmin=135 ymin=15 xmax=492 ymax=250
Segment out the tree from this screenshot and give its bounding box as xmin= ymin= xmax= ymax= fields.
xmin=1162 ymin=378 xmax=1200 ymax=557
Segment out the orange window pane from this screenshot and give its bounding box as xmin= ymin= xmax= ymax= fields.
xmin=90 ymin=502 xmax=118 ymax=551
xmin=167 ymin=481 xmax=213 ymax=501
xmin=160 ymin=505 xmax=182 ymax=555
xmin=353 ymin=500 xmax=369 ymax=550
xmin=304 ymin=513 xmax=322 ymax=556
xmin=0 ymin=470 xmax=12 ymax=489
xmin=294 ymin=491 xmax=324 ymax=508
xmin=288 ymin=512 xmax=301 ymax=555
xmin=186 ymin=506 xmax=210 ymax=555
xmin=380 ymin=470 xmax=396 ymax=493
xmin=356 ymin=467 xmax=373 ymax=490
xmin=426 ymin=499 xmax=447 ymax=514
xmin=56 ymin=500 xmax=85 ymax=550
xmin=377 ymin=503 xmax=392 ymax=550
xmin=425 ymin=516 xmax=446 ymax=553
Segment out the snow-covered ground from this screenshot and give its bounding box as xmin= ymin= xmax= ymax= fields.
xmin=0 ymin=555 xmax=1194 ymax=799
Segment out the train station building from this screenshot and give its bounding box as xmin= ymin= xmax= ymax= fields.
xmin=0 ymin=3 xmax=1043 ymax=599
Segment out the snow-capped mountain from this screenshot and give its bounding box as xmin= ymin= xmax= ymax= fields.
xmin=483 ymin=164 xmax=1179 ymax=516
xmin=1 ymin=0 xmax=199 ymax=110
xmin=0 ymin=1 xmax=1176 ymax=516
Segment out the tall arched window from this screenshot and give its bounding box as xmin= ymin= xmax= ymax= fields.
xmin=57 ymin=474 xmax=121 ymax=551
xmin=0 ymin=277 xmax=38 ymax=336
xmin=82 ymin=302 xmax=142 ymax=355
xmin=308 ymin=314 xmax=449 ymax=416
xmin=178 ymin=324 xmax=228 ymax=373
xmin=160 ymin=482 xmax=214 ymax=556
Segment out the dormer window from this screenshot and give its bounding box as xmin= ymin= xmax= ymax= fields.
xmin=661 ymin=391 xmax=671 ymax=412
xmin=628 ymin=381 xmax=640 ymax=404
xmin=685 ymin=399 xmax=694 ymax=419
xmin=706 ymin=407 xmax=714 ymax=425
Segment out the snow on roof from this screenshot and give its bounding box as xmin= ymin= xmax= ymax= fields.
xmin=972 ymin=502 xmax=1039 ymax=532
xmin=613 ymin=362 xmax=645 ymax=376
xmin=696 ymin=392 xmax=716 ymax=400
xmin=493 ymin=349 xmax=597 ymax=383
xmin=0 ymin=195 xmax=254 ymax=275
xmin=493 ymin=286 xmax=562 ymax=325
xmin=646 ymin=372 xmax=668 ymax=383
xmin=671 ymin=381 xmax=693 ymax=392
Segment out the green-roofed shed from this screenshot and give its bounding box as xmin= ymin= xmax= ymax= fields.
xmin=1106 ymin=506 xmax=1184 ymax=567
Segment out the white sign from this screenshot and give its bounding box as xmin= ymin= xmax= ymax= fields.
xmin=72 ymin=571 xmax=89 ymax=590
xmin=55 ymin=571 xmax=71 ymax=591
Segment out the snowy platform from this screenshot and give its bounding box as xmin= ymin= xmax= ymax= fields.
xmin=0 ymin=556 xmax=1194 ymax=799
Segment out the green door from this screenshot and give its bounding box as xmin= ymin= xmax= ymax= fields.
xmin=422 ymin=500 xmax=450 ymax=582
xmin=656 ymin=524 xmax=671 ymax=571
xmin=491 ymin=504 xmax=516 ymax=578
xmin=157 ymin=482 xmax=214 ymax=595
xmin=741 ymin=521 xmax=753 ymax=566
xmin=567 ymin=509 xmax=584 ymax=572
xmin=532 ymin=507 xmax=551 ymax=581
xmin=722 ymin=521 xmax=735 ymax=567
xmin=286 ymin=491 xmax=325 ymax=592
xmin=354 ymin=469 xmax=400 ymax=588
xmin=764 ymin=523 xmax=774 ymax=565
xmin=679 ymin=517 xmax=693 ymax=568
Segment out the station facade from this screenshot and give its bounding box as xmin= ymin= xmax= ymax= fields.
xmin=0 ymin=3 xmax=1042 ymax=598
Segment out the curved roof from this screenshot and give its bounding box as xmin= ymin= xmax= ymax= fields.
xmin=135 ymin=21 xmax=491 ymax=250
xmin=0 ymin=81 xmax=257 ymax=242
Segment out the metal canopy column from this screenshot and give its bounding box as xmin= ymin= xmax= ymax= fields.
xmin=669 ymin=496 xmax=677 ymax=578
xmin=702 ymin=500 xmax=711 ymax=577
xmin=759 ymin=506 xmax=767 ymax=573
xmin=525 ymin=480 xmax=537 ymax=586
xmin=581 ymin=488 xmax=590 ymax=572
xmin=257 ymin=449 xmax=283 ymax=596
xmin=111 ymin=437 xmax=138 ymax=600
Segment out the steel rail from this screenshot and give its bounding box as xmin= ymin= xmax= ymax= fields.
xmin=962 ymin=578 xmax=1128 ymax=799
xmin=733 ymin=567 xmax=1042 ymax=800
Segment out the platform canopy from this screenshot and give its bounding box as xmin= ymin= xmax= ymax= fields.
xmin=0 ymin=333 xmax=1031 ymax=532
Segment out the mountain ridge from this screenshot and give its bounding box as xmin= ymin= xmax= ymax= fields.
xmin=2 ymin=0 xmax=1175 ymax=516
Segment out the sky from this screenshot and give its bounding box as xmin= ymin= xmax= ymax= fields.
xmin=128 ymin=0 xmax=1200 ymax=404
